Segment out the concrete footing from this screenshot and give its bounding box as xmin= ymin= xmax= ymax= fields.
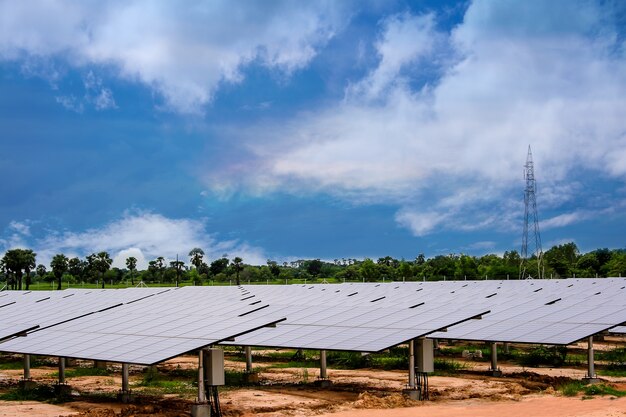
xmin=243 ymin=371 xmax=260 ymax=384
xmin=490 ymin=370 xmax=503 ymax=377
xmin=54 ymin=383 xmax=72 ymax=397
xmin=190 ymin=403 xmax=211 ymax=417
xmin=117 ymin=391 xmax=135 ymax=403
xmin=402 ymin=388 xmax=422 ymax=401
xmin=582 ymin=377 xmax=602 ymax=385
xmin=18 ymin=379 xmax=37 ymax=390
xmin=314 ymin=378 xmax=332 ymax=388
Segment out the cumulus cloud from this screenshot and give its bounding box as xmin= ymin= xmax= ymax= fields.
xmin=1 ymin=212 xmax=267 ymax=268
xmin=202 ymin=0 xmax=626 ymax=235
xmin=0 ymin=0 xmax=347 ymax=113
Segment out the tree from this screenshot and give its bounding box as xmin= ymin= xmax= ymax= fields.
xmin=305 ymin=259 xmax=323 ymax=277
xmin=360 ymin=258 xmax=380 ymax=282
xmin=88 ymin=252 xmax=113 ymax=288
xmin=209 ymin=257 xmax=229 ymax=276
xmin=267 ymin=260 xmax=281 ymax=277
xmin=189 ymin=248 xmax=204 ymax=270
xmin=21 ymin=249 xmax=36 ymax=290
xmin=169 ymin=259 xmax=185 ymax=287
xmin=2 ymin=249 xmax=31 ymax=290
xmin=51 ymin=254 xmax=68 ymax=290
xmin=126 ymin=256 xmax=137 ymax=285
xmin=68 ymin=257 xmax=85 ymax=282
xmin=231 ymin=257 xmax=244 ymax=286
xmin=36 ymin=264 xmax=47 ymax=282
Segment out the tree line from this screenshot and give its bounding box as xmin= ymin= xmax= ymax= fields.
xmin=1 ymin=243 xmax=625 ymax=290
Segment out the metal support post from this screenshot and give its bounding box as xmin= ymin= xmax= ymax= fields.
xmin=245 ymin=346 xmax=252 ymax=373
xmin=585 ymin=336 xmax=598 ymax=382
xmin=23 ymin=354 xmax=30 ymax=380
xmin=198 ymin=349 xmax=207 ymax=403
xmin=58 ymin=357 xmax=65 ymax=384
xmin=504 ymin=342 xmax=510 ymax=354
xmin=320 ymin=350 xmax=327 ymax=379
xmin=19 ymin=354 xmax=37 ymax=391
xmin=408 ymin=340 xmax=415 ymax=389
xmin=122 ymin=363 xmax=129 ymax=392
xmin=490 ymin=342 xmax=502 ymax=376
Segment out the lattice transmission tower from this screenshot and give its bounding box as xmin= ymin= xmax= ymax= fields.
xmin=520 ymin=145 xmax=544 ymax=279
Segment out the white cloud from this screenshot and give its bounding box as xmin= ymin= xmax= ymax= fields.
xmin=202 ymin=0 xmax=626 ymax=235
xmin=55 ymin=95 xmax=84 ymax=113
xmin=8 ymin=221 xmax=30 ymax=236
xmin=0 ymin=1 xmax=347 ymax=113
xmin=2 ymin=212 xmax=267 ymax=268
xmin=395 ymin=209 xmax=448 ymax=236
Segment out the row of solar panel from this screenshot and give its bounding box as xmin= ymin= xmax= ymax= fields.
xmin=0 ymin=278 xmax=624 ymax=365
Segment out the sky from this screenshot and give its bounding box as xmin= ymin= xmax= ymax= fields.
xmin=1 ymin=0 xmax=625 ymax=269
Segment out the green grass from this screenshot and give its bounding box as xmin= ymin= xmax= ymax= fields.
xmin=558 ymin=381 xmax=626 ymax=398
xmin=0 ymin=385 xmax=57 ymax=402
xmin=517 ymin=345 xmax=568 ymax=367
xmin=0 ymin=361 xmax=24 ymax=370
xmin=559 ymin=381 xmax=585 ymax=396
xmin=433 ymin=359 xmax=466 ymax=375
xmin=50 ymin=366 xmax=111 ymax=378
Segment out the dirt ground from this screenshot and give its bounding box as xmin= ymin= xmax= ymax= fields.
xmin=0 ymin=342 xmax=625 ymax=417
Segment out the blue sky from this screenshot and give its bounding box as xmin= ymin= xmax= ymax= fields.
xmin=1 ymin=0 xmax=625 ymax=268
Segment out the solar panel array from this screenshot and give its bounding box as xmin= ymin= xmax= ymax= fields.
xmin=225 ymin=284 xmax=489 ymax=351
xmin=226 ymin=278 xmax=626 ymax=349
xmin=0 ymin=287 xmax=285 ymax=365
xmin=0 ymin=278 xmax=624 ymax=365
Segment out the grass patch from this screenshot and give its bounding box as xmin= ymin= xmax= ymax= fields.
xmin=558 ymin=381 xmax=585 ymax=397
xmin=134 ymin=366 xmax=195 ymax=396
xmin=583 ymin=384 xmax=626 ymax=397
xmin=0 ymin=385 xmax=57 ymax=402
xmin=558 ymin=382 xmax=626 ymax=398
xmin=0 ymin=361 xmax=24 ymax=370
xmin=517 ymin=345 xmax=568 ymax=367
xmin=433 ymin=359 xmax=466 ymax=375
xmin=50 ymin=366 xmax=111 ymax=378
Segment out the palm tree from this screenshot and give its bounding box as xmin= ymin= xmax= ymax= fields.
xmin=22 ymin=249 xmax=36 ymax=290
xmin=36 ymin=264 xmax=47 ymax=283
xmin=51 ymin=254 xmax=68 ymax=290
xmin=189 ymin=248 xmax=204 ymax=270
xmin=88 ymin=252 xmax=113 ymax=288
xmin=231 ymin=257 xmax=244 ymax=286
xmin=2 ymin=249 xmax=28 ymax=290
xmin=126 ymin=256 xmax=137 ymax=285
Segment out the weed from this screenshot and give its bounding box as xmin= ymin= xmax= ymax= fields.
xmin=517 ymin=345 xmax=568 ymax=367
xmin=433 ymin=359 xmax=466 ymax=375
xmin=50 ymin=366 xmax=111 ymax=378
xmin=558 ymin=381 xmax=585 ymax=396
xmin=0 ymin=385 xmax=57 ymax=402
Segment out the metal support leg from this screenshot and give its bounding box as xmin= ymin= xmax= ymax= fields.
xmin=320 ymin=350 xmax=327 ymax=379
xmin=122 ymin=363 xmax=129 ymax=392
xmin=490 ymin=342 xmax=502 ymax=376
xmin=198 ymin=349 xmax=206 ymax=403
xmin=245 ymin=346 xmax=252 ymax=373
xmin=58 ymin=357 xmax=65 ymax=384
xmin=53 ymin=357 xmax=72 ymax=396
xmin=23 ymin=354 xmax=30 ymax=380
xmin=19 ymin=354 xmax=37 ymax=391
xmin=408 ymin=340 xmax=416 ymax=389
xmin=191 ymin=350 xmax=211 ymax=417
xmin=504 ymin=342 xmax=510 ymax=354
xmin=585 ymin=336 xmax=597 ymax=381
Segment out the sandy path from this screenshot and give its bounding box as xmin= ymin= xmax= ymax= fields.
xmin=0 ymin=401 xmax=78 ymax=416
xmin=317 ymin=396 xmax=626 ymax=417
